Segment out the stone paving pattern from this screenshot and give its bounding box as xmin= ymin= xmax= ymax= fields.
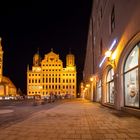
xmin=0 ymin=99 xmax=140 ymax=140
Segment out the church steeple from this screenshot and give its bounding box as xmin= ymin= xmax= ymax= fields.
xmin=0 ymin=37 xmax=4 ymax=82
xmin=0 ymin=37 xmax=2 ymax=50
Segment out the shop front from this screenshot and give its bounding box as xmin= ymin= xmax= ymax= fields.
xmin=116 ymin=34 xmax=140 ymax=115
xmin=99 ymin=34 xmax=139 ymax=116
xmin=123 ymin=45 xmax=139 ymax=108
xmin=96 ymin=80 xmax=101 ymax=102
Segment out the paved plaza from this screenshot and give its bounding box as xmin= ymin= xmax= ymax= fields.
xmin=0 ymin=99 xmax=140 ymax=140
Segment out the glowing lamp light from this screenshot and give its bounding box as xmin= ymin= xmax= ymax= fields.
xmin=111 ymin=51 xmax=116 ymax=60
xmin=105 ymin=50 xmax=112 ymax=58
xmin=86 ymin=84 xmax=90 ymax=88
xmin=99 ymin=38 xmax=117 ymax=68
xmin=90 ymin=77 xmax=93 ymax=82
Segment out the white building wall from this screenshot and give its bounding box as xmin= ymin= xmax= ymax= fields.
xmin=84 ymin=0 xmax=140 ymax=115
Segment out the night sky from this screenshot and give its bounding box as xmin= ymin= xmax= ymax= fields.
xmin=0 ymin=1 xmax=92 ymax=93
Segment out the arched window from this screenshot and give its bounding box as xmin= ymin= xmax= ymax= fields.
xmin=124 ymin=44 xmax=139 ymax=108
xmin=97 ymin=80 xmax=101 ymax=102
xmin=106 ymin=68 xmax=114 ymax=104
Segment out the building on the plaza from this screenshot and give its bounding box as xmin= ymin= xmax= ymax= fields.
xmin=0 ymin=38 xmax=17 ymax=97
xmin=27 ymin=49 xmax=77 ymax=97
xmin=82 ymin=0 xmax=140 ymax=116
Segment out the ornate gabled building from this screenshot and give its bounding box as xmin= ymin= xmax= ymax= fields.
xmin=0 ymin=38 xmax=17 ymax=97
xmin=27 ymin=49 xmax=77 ymax=97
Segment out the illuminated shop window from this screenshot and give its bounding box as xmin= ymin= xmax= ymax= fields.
xmin=97 ymin=80 xmax=101 ymax=102
xmin=106 ymin=68 xmax=114 ymax=104
xmin=124 ymin=45 xmax=139 ymax=108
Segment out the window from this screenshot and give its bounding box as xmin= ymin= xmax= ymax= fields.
xmin=106 ymin=68 xmax=114 ymax=104
xmin=124 ymin=44 xmax=139 ymax=108
xmin=110 ymin=5 xmax=115 ymax=33
xmin=100 ymin=39 xmax=103 ymax=55
xmin=97 ymin=80 xmax=101 ymax=102
xmin=100 ymin=7 xmax=102 ymax=19
xmin=49 ymin=78 xmax=51 ymax=83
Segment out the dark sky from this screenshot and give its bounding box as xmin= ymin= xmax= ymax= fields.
xmin=0 ymin=1 xmax=92 ymax=93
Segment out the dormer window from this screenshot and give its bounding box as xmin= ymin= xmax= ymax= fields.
xmin=110 ymin=5 xmax=115 ymax=33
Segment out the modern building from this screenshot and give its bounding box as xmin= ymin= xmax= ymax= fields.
xmin=83 ymin=0 xmax=140 ymax=116
xmin=27 ymin=49 xmax=77 ymax=97
xmin=0 ymin=38 xmax=17 ymax=97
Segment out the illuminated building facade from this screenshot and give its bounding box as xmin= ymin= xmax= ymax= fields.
xmin=27 ymin=49 xmax=77 ymax=97
xmin=0 ymin=38 xmax=17 ymax=97
xmin=83 ymin=0 xmax=140 ymax=116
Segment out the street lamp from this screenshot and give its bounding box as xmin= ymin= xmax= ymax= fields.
xmin=105 ymin=50 xmax=116 ymax=65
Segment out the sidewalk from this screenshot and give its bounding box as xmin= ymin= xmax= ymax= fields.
xmin=0 ymin=99 xmax=139 ymax=140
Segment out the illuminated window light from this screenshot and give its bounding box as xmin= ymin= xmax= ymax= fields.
xmin=99 ymin=38 xmax=117 ymax=68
